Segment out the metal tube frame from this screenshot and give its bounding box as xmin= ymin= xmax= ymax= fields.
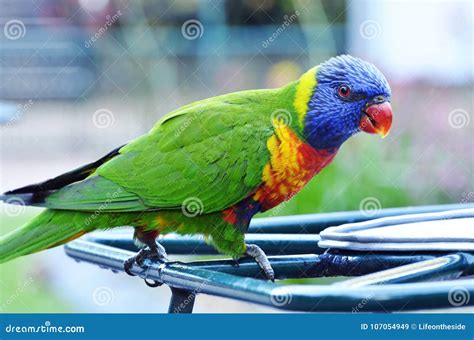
xmin=64 ymin=204 xmax=474 ymax=313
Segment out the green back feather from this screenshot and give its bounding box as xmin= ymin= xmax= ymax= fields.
xmin=44 ymin=83 xmax=301 ymax=214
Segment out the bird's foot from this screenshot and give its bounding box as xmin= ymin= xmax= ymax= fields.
xmin=245 ymin=244 xmax=275 ymax=281
xmin=123 ymin=242 xmax=168 ymax=287
xmin=231 ymin=256 xmax=240 ymax=267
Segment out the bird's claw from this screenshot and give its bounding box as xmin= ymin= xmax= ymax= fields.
xmin=124 ymin=248 xmax=160 ymax=276
xmin=123 ymin=242 xmax=168 ymax=287
xmin=245 ymin=244 xmax=275 ymax=281
xmin=123 ymin=256 xmax=137 ymax=276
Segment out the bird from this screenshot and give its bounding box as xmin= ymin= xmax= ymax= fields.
xmin=0 ymin=55 xmax=392 ymax=281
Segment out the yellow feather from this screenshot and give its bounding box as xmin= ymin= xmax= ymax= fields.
xmin=294 ymin=66 xmax=319 ymax=127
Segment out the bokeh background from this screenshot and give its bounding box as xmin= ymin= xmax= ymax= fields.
xmin=0 ymin=0 xmax=472 ymax=313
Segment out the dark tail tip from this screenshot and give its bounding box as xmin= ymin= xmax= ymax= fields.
xmin=0 ymin=192 xmax=49 ymax=206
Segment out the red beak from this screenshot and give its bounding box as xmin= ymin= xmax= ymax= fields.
xmin=359 ymin=101 xmax=393 ymax=138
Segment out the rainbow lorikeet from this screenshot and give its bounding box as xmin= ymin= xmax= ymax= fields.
xmin=0 ymin=55 xmax=392 ymax=281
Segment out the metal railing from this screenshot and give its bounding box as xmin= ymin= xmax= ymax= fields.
xmin=65 ymin=203 xmax=474 ymax=313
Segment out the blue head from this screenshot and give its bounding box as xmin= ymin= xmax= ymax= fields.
xmin=303 ymin=55 xmax=393 ymax=151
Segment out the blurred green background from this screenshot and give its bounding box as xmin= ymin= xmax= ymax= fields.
xmin=0 ymin=0 xmax=472 ymax=312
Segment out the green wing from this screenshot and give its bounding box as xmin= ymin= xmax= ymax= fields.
xmin=44 ymin=89 xmax=284 ymax=213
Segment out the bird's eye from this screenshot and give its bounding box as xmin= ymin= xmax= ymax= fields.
xmin=338 ymin=85 xmax=351 ymax=98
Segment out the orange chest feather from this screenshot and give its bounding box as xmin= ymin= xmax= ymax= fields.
xmin=253 ymin=125 xmax=336 ymax=210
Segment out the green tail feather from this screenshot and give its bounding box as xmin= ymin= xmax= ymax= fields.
xmin=0 ymin=210 xmax=89 ymax=263
xmin=0 ymin=207 xmax=166 ymax=263
xmin=0 ymin=209 xmax=139 ymax=263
